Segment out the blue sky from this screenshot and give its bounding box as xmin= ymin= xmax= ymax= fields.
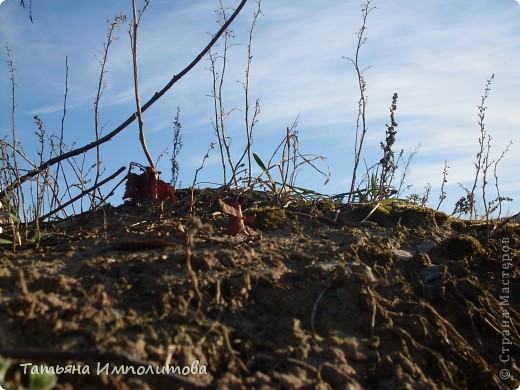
xmin=0 ymin=0 xmax=519 ymax=217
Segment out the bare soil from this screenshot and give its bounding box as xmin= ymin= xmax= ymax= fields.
xmin=0 ymin=189 xmax=519 ymax=389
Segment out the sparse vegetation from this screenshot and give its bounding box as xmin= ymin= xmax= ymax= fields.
xmin=0 ymin=1 xmax=518 ymax=389
xmin=351 ymin=92 xmax=401 ymax=205
xmin=207 ymin=0 xmax=262 ymax=188
xmin=0 ymin=0 xmax=514 ymax=232
xmin=468 ymin=74 xmax=495 ymax=221
xmin=130 ymin=0 xmax=155 ymax=172
xmin=346 ymin=0 xmax=376 ymax=204
xmin=252 ymin=119 xmax=331 ymax=203
xmin=437 ymin=160 xmax=449 ymax=211
xmin=170 ymin=107 xmax=183 ymax=189
xmin=92 ymin=13 xmax=127 ymax=206
xmin=450 ymin=74 xmax=513 ymax=224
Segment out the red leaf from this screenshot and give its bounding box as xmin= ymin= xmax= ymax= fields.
xmin=156 ymin=179 xmax=177 ymax=202
xmin=244 ymin=215 xmax=256 ymax=224
xmin=218 ymin=199 xmax=254 ymax=235
xmin=123 ymin=166 xmax=176 ymax=203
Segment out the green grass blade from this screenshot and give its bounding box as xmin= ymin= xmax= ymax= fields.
xmin=253 ymin=153 xmax=275 ymax=184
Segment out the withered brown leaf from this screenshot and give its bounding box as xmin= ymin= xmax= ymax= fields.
xmin=218 ymin=198 xmax=255 ymax=235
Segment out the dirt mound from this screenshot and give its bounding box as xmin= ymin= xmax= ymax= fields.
xmin=0 ymin=190 xmax=519 ymax=389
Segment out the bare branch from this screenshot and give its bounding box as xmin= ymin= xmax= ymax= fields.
xmin=130 ymin=0 xmax=155 ymax=170
xmin=38 ymin=166 xmax=126 ymax=221
xmin=0 ymin=0 xmax=249 ymax=199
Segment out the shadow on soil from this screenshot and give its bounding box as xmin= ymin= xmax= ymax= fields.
xmin=0 ymin=190 xmax=519 ymax=389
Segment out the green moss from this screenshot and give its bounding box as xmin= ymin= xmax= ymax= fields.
xmin=346 ymin=203 xmax=393 ymax=226
xmin=433 ymin=211 xmax=450 ymax=226
xmin=251 ymin=207 xmax=288 ymax=230
xmin=388 ymin=200 xmax=449 ymax=228
xmin=432 ymin=235 xmax=485 ymax=262
xmin=346 ymin=199 xmax=450 ymax=228
xmin=448 ymin=217 xmax=469 ymax=232
xmin=314 ymin=197 xmax=338 ymax=213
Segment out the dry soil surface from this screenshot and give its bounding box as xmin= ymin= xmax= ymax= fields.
xmin=0 ymin=189 xmax=519 ymax=389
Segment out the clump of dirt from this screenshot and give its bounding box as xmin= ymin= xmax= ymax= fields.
xmin=430 ymin=234 xmax=485 ymax=262
xmin=0 ymin=188 xmax=519 ymax=389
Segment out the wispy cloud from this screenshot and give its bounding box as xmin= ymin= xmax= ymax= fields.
xmin=0 ymin=0 xmax=518 ymax=212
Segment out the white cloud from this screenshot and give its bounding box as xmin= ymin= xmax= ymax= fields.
xmin=0 ymin=0 xmax=519 ymax=213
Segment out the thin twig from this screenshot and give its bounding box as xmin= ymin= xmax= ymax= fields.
xmin=182 ymin=217 xmax=212 ymax=318
xmin=216 ymin=2 xmax=237 ymax=186
xmin=130 ymin=0 xmax=155 ymax=170
xmin=311 ymin=285 xmax=329 ymax=333
xmin=0 ymin=0 xmax=249 ymax=199
xmin=38 ymin=167 xmax=126 ymax=221
xmin=347 ymin=1 xmax=376 ymax=204
xmin=436 ymin=160 xmax=449 ymax=210
xmin=469 ymin=74 xmax=494 ymax=220
xmin=489 ymin=211 xmax=520 ymax=237
xmin=360 ymin=200 xmax=381 ymax=223
xmin=52 ymin=55 xmax=73 ymax=216
xmin=5 ymin=45 xmax=27 ymax=224
xmin=233 ymin=0 xmax=262 ymax=186
xmin=93 ymin=14 xmax=126 ymax=207
xmin=493 ymin=141 xmax=513 ymax=219
xmin=367 ymin=286 xmax=377 ymax=336
xmin=208 ymin=50 xmax=227 ymax=184
xmin=191 ymin=143 xmax=215 ymax=214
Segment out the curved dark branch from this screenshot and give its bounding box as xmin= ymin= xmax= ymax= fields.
xmin=37 ymin=166 xmax=126 ymax=221
xmin=0 ymin=0 xmax=249 ymax=199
